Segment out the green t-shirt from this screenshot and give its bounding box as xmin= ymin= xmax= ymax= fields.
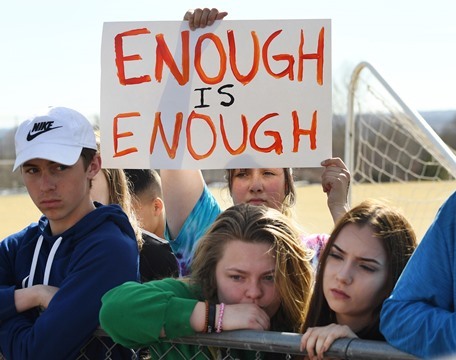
xmin=100 ymin=278 xmax=260 ymax=360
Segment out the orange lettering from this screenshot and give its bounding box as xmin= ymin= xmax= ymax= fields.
xmin=186 ymin=111 xmax=217 ymax=160
xmin=194 ymin=34 xmax=226 ymax=85
xmin=115 ymin=29 xmax=152 ymax=86
xmin=113 ymin=25 xmax=327 ymax=86
xmin=250 ymin=113 xmax=283 ymax=154
xmin=220 ymin=114 xmax=248 ymax=155
xmin=228 ymin=30 xmax=260 ymax=85
xmin=262 ymin=30 xmax=295 ymax=80
xmin=113 ymin=113 xmax=139 ymax=157
xmin=155 ymin=32 xmax=190 ymax=85
xmin=149 ymin=112 xmax=183 ymax=159
xmin=298 ymin=28 xmax=325 ymax=84
xmin=292 ymin=110 xmax=317 ymax=151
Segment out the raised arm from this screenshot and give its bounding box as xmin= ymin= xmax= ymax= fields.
xmin=160 ymin=170 xmax=206 ymax=239
xmin=160 ymin=9 xmax=228 ymax=239
xmin=320 ymin=157 xmax=351 ymax=223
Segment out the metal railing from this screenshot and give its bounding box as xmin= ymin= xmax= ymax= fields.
xmin=0 ymin=329 xmax=417 ymax=360
xmin=165 ymin=330 xmax=418 ymax=360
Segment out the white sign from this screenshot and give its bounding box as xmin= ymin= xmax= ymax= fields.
xmin=100 ymin=19 xmax=332 ymax=169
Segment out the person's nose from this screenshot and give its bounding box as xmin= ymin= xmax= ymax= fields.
xmin=245 ymin=280 xmax=263 ymax=301
xmin=335 ymin=262 xmax=353 ymax=285
xmin=249 ymin=172 xmax=263 ymax=193
xmin=39 ymin=171 xmax=57 ymax=192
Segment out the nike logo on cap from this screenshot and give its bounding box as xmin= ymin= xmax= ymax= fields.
xmin=26 ymin=121 xmax=63 ymax=141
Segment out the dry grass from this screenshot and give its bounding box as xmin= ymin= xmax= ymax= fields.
xmin=0 ymin=185 xmax=332 ymax=240
xmin=2 ymin=182 xmax=455 ymax=241
xmin=1 ymin=193 xmax=42 ymax=239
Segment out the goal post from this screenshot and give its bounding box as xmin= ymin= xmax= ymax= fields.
xmin=345 ymin=62 xmax=456 ymax=239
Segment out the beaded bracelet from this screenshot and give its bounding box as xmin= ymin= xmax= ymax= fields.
xmin=207 ymin=303 xmax=216 ymax=333
xmin=216 ymin=303 xmax=225 ymax=333
xmin=203 ymin=300 xmax=209 ymax=333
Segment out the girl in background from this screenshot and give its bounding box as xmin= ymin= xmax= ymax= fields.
xmin=300 ymin=199 xmax=417 ymax=359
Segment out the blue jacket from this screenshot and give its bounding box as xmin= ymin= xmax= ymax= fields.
xmin=0 ymin=203 xmax=139 ymax=359
xmin=380 ymin=191 xmax=456 ymax=359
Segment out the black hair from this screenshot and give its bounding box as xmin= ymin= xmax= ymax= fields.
xmin=124 ymin=169 xmax=163 ymax=198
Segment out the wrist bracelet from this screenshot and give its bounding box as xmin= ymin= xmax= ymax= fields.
xmin=216 ymin=303 xmax=225 ymax=333
xmin=203 ymin=300 xmax=209 ymax=333
xmin=207 ymin=303 xmax=216 ymax=333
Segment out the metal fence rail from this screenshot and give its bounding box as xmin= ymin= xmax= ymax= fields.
xmin=96 ymin=329 xmax=419 ymax=360
xmin=0 ymin=329 xmax=419 ymax=359
xmin=168 ymin=330 xmax=418 ymax=360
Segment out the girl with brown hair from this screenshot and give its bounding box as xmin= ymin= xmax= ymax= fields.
xmin=300 ymin=199 xmax=417 ymax=359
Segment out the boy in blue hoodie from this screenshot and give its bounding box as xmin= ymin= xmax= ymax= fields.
xmin=0 ymin=106 xmax=139 ymax=359
xmin=380 ymin=191 xmax=456 ymax=358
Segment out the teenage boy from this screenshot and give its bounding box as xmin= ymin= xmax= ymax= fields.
xmin=124 ymin=169 xmax=179 ymax=280
xmin=0 ymin=106 xmax=139 ymax=359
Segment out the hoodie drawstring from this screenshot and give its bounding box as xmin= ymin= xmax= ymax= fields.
xmin=43 ymin=236 xmax=62 ymax=285
xmin=27 ymin=235 xmax=43 ymax=288
xmin=27 ymin=235 xmax=63 ymax=287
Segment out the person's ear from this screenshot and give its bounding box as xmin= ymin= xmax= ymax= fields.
xmin=153 ymin=197 xmax=165 ymax=216
xmin=87 ymin=154 xmax=102 ymax=179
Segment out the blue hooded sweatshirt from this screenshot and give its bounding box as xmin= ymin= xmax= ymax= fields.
xmin=0 ymin=203 xmax=139 ymax=359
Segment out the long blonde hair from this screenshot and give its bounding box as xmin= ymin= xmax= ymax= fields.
xmin=94 ymin=131 xmax=143 ymax=248
xmin=191 ymin=203 xmax=313 ymax=332
xmin=99 ymin=168 xmax=144 ymax=249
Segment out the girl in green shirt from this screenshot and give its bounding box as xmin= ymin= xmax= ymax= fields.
xmin=100 ymin=203 xmax=314 ymax=359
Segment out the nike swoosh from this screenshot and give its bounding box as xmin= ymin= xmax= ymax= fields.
xmin=27 ymin=126 xmax=63 ymax=141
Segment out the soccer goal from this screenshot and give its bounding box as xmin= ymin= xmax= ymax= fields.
xmin=345 ymin=62 xmax=456 ymax=239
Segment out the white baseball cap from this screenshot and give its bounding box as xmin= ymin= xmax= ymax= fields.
xmin=13 ymin=106 xmax=97 ymax=171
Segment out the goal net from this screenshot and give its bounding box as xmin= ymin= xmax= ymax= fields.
xmin=345 ymin=62 xmax=456 ymax=239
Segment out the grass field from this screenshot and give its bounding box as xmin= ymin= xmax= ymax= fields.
xmin=210 ymin=181 xmax=456 ymax=240
xmin=0 ymin=184 xmax=332 ymax=240
xmin=2 ymin=181 xmax=455 ymax=241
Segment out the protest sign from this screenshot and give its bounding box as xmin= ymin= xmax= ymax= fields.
xmin=100 ymin=19 xmax=331 ymax=169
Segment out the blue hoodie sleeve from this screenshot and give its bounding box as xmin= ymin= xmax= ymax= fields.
xmin=380 ymin=191 xmax=456 ymax=359
xmin=0 ymin=221 xmax=138 ymax=360
xmin=0 ymin=228 xmax=30 ymax=321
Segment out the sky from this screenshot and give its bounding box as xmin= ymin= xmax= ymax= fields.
xmin=1 ymin=0 xmax=455 ymax=129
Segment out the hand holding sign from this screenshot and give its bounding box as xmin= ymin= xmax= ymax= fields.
xmin=183 ymin=8 xmax=228 ymax=30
